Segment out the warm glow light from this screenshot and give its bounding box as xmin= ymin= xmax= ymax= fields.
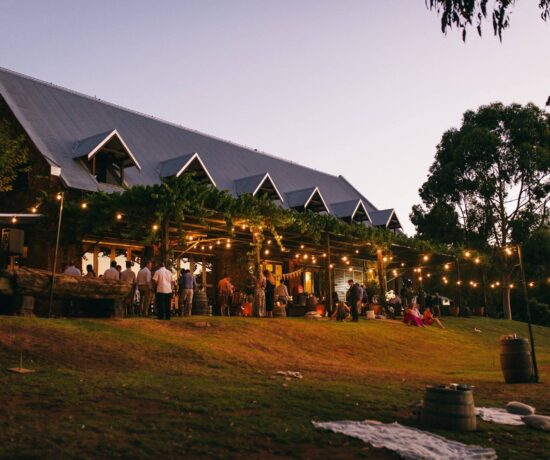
xmin=226 ymin=243 xmax=231 ymax=249
xmin=401 ymin=262 xmax=405 ymax=267
xmin=457 ymin=280 xmax=462 ymax=285
xmin=345 ymin=261 xmax=350 ymax=265
xmin=264 ymin=249 xmax=270 ymax=255
xmin=355 ymin=249 xmax=359 ymax=254
xmin=368 ymin=268 xmax=374 ymax=273
xmin=216 ymin=240 xmax=221 ymax=245
xmin=490 ymin=283 xmax=495 ymax=289
xmin=349 ymin=267 xmax=353 ymax=272
xmin=31 ymin=206 xmax=37 ymax=213
xmin=505 ymin=247 xmax=513 ymax=256
xmin=444 ymin=264 xmax=450 ymax=270
xmin=226 ymin=239 xmax=230 ymax=243
xmin=528 ymin=282 xmax=535 ymax=288
xmin=295 ymin=253 xmax=300 ymax=258
xmin=322 ymin=253 xmax=327 ymax=258
xmin=509 ymin=284 xmax=514 ymax=288
xmin=267 ymin=239 xmax=272 ymax=245
xmin=300 ymin=244 xmax=305 ymax=249
xmin=443 ymin=280 xmax=448 ymax=284
xmin=474 ymin=257 xmax=480 ymax=264
xmin=201 ymin=245 xmax=205 ymax=251
xmin=329 ymin=264 xmax=334 ymax=268
xmin=116 ymin=213 xmax=122 ymax=220
xmin=426 ymin=273 xmax=431 ymax=278
xmin=423 ymin=255 xmax=429 ymax=262
xmin=241 ymin=224 xmax=246 ymax=230
xmin=303 ymin=254 xmax=309 ymax=260
xmin=464 ymin=251 xmax=471 ymax=258
xmin=382 ymin=256 xmax=388 ymax=262
xmin=392 ymin=270 xmax=397 ymax=276
xmin=496 ymin=281 xmax=500 ymax=286
xmin=152 ymin=224 xmax=159 ymax=231
xmin=208 ymin=245 xmax=213 ymax=250
xmin=418 ymin=276 xmax=423 ymax=281
xmin=81 ymin=202 xmax=88 ymax=209
xmin=11 ymin=216 xmax=17 ymax=223
xmin=342 ymin=256 xmax=348 ymax=261
xmin=56 ymin=193 xmax=62 ymax=201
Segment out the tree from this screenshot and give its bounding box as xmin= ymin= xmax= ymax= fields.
xmin=426 ymin=0 xmax=550 ymax=40
xmin=0 ymin=101 xmax=29 ymax=192
xmin=411 ymin=102 xmax=550 ymax=319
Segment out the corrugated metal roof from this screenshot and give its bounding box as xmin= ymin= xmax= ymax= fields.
xmin=0 ymin=67 xmax=400 ymax=227
xmin=370 ymin=209 xmax=398 ymax=228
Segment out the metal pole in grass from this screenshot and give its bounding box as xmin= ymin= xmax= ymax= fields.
xmin=516 ymin=244 xmax=539 ymax=383
xmin=48 ymin=192 xmax=64 ymax=318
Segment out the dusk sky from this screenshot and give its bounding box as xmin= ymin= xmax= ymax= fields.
xmin=1 ymin=0 xmax=549 ymax=233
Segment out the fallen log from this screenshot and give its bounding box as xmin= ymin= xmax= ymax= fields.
xmin=5 ymin=268 xmax=132 ymax=300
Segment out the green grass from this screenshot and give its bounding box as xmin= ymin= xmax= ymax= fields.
xmin=0 ymin=316 xmax=549 ymax=459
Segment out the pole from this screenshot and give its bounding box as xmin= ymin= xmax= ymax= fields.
xmin=326 ymin=233 xmax=333 ymax=315
xmin=48 ymin=192 xmax=64 ymax=317
xmin=517 ymin=244 xmax=539 ymax=383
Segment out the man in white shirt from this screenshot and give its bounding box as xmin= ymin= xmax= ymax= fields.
xmin=63 ymin=261 xmax=81 ymax=276
xmin=136 ymin=261 xmax=152 ymax=317
xmin=103 ymin=261 xmax=120 ymax=280
xmin=153 ymin=262 xmax=173 ymax=320
xmin=121 ymin=261 xmax=137 ymax=316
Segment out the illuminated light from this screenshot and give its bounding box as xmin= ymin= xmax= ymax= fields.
xmin=152 ymin=224 xmax=159 ymax=231
xmin=426 ymin=273 xmax=431 ymax=278
xmin=295 ymin=253 xmax=300 ymax=259
xmin=189 ymin=236 xmax=194 ymax=241
xmin=418 ymin=276 xmax=423 ymax=281
xmin=400 ymin=262 xmax=405 ymax=267
xmin=528 ymin=282 xmax=535 ymax=288
xmin=11 ymin=216 xmax=17 ymax=223
xmin=329 ymin=264 xmax=334 ymax=268
xmin=355 ymin=249 xmax=359 ymax=254
xmin=349 ymin=267 xmax=353 ymax=272
xmin=345 ymin=261 xmax=350 ymax=265
xmin=303 ymin=254 xmax=309 ymax=260
xmin=267 ymin=239 xmax=272 ymax=245
xmin=392 ymin=270 xmax=397 ymax=276
xmin=264 ymin=249 xmax=270 ymax=255
xmin=208 ymin=245 xmax=213 ymax=250
xmin=81 ymin=202 xmax=88 ymax=209
xmin=31 ymin=206 xmax=38 ymax=213
xmin=226 ymin=239 xmax=231 ymax=243
xmin=241 ymin=224 xmax=246 ymax=230
xmin=312 ymin=258 xmax=317 ymax=263
xmin=443 ymin=279 xmax=448 ymax=284
xmin=253 ymin=232 xmax=259 ymax=237
xmin=496 ymin=281 xmax=501 ymax=286
xmin=464 ymin=251 xmax=471 ymax=258
xmin=413 ymin=268 xmax=418 ymax=273
xmin=341 ymin=256 xmax=348 ymax=261
xmin=201 ymin=245 xmax=206 ymax=250
xmin=377 ymin=249 xmax=382 ymax=254
xmin=490 ymin=284 xmax=495 ymax=289
xmin=226 ymin=243 xmax=231 ymax=249
xmin=423 ymin=255 xmax=429 ymax=262
xmin=474 ymin=257 xmax=480 ymax=264
xmin=216 ymin=240 xmax=221 ymax=245
xmin=382 ymin=256 xmax=388 ymax=262
xmin=444 ymin=264 xmax=450 ymax=270
xmin=390 ymin=256 xmax=393 ymax=261
xmin=457 ymin=280 xmax=462 ymax=285
xmin=509 ymin=284 xmax=514 ymax=289
xmin=116 ymin=213 xmax=123 ymax=221
xmin=56 ymin=193 xmax=62 ymax=201
xmin=322 ymin=253 xmax=327 ymax=258
xmin=505 ymin=247 xmax=513 ymax=256
xmin=300 ymin=244 xmax=305 ymax=249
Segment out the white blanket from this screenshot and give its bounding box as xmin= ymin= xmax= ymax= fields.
xmin=313 ymin=420 xmax=497 ymax=460
xmin=475 ymin=407 xmax=525 ymax=426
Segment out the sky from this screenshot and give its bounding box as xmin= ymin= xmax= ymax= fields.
xmin=1 ymin=0 xmax=549 ymax=234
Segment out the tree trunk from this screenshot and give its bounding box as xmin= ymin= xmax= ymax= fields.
xmin=502 ymin=273 xmax=512 ymax=320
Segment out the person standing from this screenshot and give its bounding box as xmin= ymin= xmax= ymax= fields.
xmin=63 ymin=261 xmax=81 ymax=276
xmin=346 ymin=279 xmax=362 ymax=322
xmin=178 ymin=269 xmax=196 ymax=317
xmin=153 ymin=262 xmax=173 ymax=320
xmin=121 ymin=261 xmax=137 ymax=316
xmin=103 ymin=261 xmax=120 ymax=280
xmin=217 ymin=273 xmax=234 ymax=316
xmin=263 ymin=270 xmax=276 ymax=318
xmin=253 ymin=271 xmax=266 ymax=317
xmin=84 ymin=264 xmax=96 ymax=278
xmin=275 ymin=280 xmax=289 ymax=305
xmin=137 ymin=261 xmax=153 ymax=317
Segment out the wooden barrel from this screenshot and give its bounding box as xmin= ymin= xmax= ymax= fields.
xmin=273 ymin=304 xmax=287 ymax=317
xmin=420 ymin=386 xmax=477 ymax=431
xmin=500 ymin=338 xmax=533 ymax=383
xmin=192 ymin=290 xmax=211 ymax=316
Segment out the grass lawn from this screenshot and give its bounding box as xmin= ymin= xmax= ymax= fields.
xmin=0 ymin=315 xmax=549 ymax=459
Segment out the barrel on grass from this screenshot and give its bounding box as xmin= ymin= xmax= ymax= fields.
xmin=420 ymin=386 xmax=477 ymax=431
xmin=192 ymin=289 xmax=212 ymax=316
xmin=500 ymin=338 xmax=533 ymax=383
xmin=273 ymin=304 xmax=287 ymax=317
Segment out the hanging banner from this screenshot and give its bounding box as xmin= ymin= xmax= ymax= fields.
xmin=278 ymin=268 xmax=303 ymax=281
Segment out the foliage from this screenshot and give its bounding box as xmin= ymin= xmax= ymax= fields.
xmin=411 ymin=102 xmax=550 ymax=249
xmin=0 ymin=101 xmax=29 ymax=192
xmin=426 ymin=0 xmax=550 ymax=40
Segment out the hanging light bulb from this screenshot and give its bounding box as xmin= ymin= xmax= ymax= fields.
xmin=444 ymin=264 xmax=450 ymax=270
xmin=465 ymin=251 xmax=471 ymax=258
xmin=11 ymin=216 xmax=17 ymax=223
xmin=355 ymin=249 xmax=359 ymax=254
xmin=81 ymin=202 xmax=88 ymax=209
xmin=423 ymin=255 xmax=429 ymax=262
xmin=116 ymin=213 xmax=123 ymax=221
xmin=329 ymin=264 xmax=334 ymax=268
xmin=264 ymin=249 xmax=270 ymax=255
xmin=152 ymin=224 xmax=159 ymax=231
xmin=400 ymin=262 xmax=405 ymax=267
xmin=208 ymin=244 xmax=213 ymax=250
xmin=31 ymin=206 xmax=38 ymax=213
xmin=474 ymin=257 xmax=480 ymax=264
xmin=300 ymin=244 xmax=305 ymax=249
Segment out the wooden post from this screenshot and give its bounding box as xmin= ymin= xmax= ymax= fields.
xmin=326 ymin=233 xmax=333 ymax=314
xmin=376 ymin=250 xmax=386 ymax=299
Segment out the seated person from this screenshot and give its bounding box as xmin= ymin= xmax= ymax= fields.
xmin=331 ymin=301 xmax=350 ymax=321
xmin=403 ymin=304 xmax=425 ymax=327
xmin=423 ymin=307 xmax=445 ymax=329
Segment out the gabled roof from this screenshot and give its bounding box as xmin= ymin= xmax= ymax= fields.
xmin=370 ymin=208 xmax=402 ymax=229
xmin=0 ymin=66 xmax=402 ymax=226
xmin=234 ymin=172 xmax=283 ymax=202
xmin=159 ymin=152 xmax=216 ymax=186
xmin=331 ymin=199 xmax=371 ymax=223
xmin=286 ymin=186 xmax=329 ymax=213
xmin=73 ymin=129 xmax=141 ymax=171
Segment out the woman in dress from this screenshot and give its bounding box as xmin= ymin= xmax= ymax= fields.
xmin=263 ymin=270 xmax=276 ymax=318
xmin=253 ymin=271 xmax=266 ymax=317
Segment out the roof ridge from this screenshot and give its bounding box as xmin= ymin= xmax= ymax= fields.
xmin=337 ymin=175 xmax=378 ymax=211
xmin=0 ymin=66 xmax=344 ymax=181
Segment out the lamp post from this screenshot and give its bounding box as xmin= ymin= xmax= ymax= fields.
xmin=516 ymin=244 xmax=539 ymax=383
xmin=48 ymin=192 xmax=64 ymax=318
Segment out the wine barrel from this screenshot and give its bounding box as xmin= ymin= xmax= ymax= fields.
xmin=500 ymin=338 xmax=533 ymax=383
xmin=420 ymin=386 xmax=477 ymax=431
xmin=192 ymin=290 xmax=211 ymax=316
xmin=273 ymin=304 xmax=287 ymax=318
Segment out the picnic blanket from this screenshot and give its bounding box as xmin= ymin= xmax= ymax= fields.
xmin=476 ymin=407 xmax=525 ymax=426
xmin=313 ymin=420 xmax=497 ymax=460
